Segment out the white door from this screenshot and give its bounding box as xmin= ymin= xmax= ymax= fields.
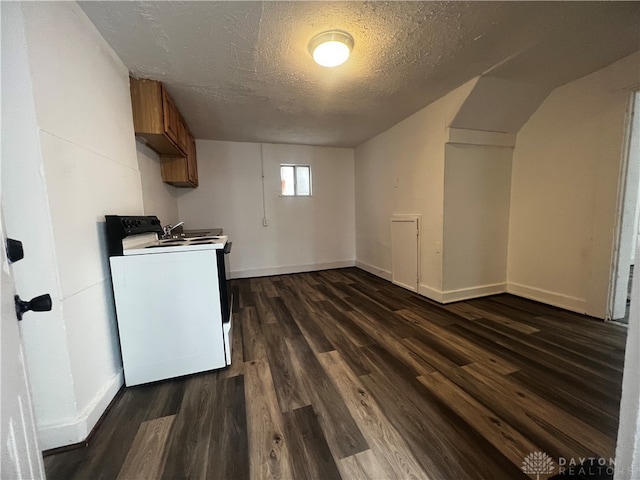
xmin=0 ymin=219 xmax=46 ymax=479
xmin=391 ymin=215 xmax=420 ymax=292
xmin=610 ymin=91 xmax=639 ymax=320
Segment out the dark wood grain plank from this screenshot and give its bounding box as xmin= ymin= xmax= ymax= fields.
xmin=470 ymin=316 xmax=620 ymax=380
xmin=359 ymin=351 xmax=529 ymax=480
xmin=116 ymin=415 xmax=175 ymax=480
xmin=316 ymin=300 xmax=376 ymax=348
xmin=283 ymin=406 xmax=342 ymax=480
xmin=263 ymin=325 xmax=312 ymax=413
xmin=45 ymin=268 xmax=626 ymax=480
xmin=449 ymin=318 xmax=621 ymax=406
xmin=244 ymin=360 xmax=293 ymax=480
xmin=318 ymin=351 xmax=427 ymax=479
xmin=397 ymin=308 xmax=519 ymax=375
xmin=234 ymin=279 xmax=256 ymax=308
xmin=279 ymin=289 xmax=335 ymax=353
xmin=312 ymin=310 xmax=372 ymax=376
xmin=206 ymin=375 xmax=250 ymax=480
xmin=463 ymin=362 xmax=616 ymax=458
xmin=254 ymin=291 xmax=277 ymax=325
xmin=286 ymin=334 xmax=369 ymax=459
xmin=160 ymin=373 xmax=217 ymax=480
xmin=262 ymin=278 xmax=280 ymax=298
xmin=417 ymin=372 xmax=540 ymax=467
xmin=46 ymin=381 xmax=180 ymax=480
xmin=241 ymin=306 xmax=266 ymax=363
xmin=508 ymin=368 xmax=620 ymax=438
xmin=346 ymin=310 xmax=437 ymax=376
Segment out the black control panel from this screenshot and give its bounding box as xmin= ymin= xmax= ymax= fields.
xmin=105 ymin=215 xmax=163 ymax=256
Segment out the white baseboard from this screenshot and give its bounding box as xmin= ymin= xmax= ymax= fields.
xmin=419 ymin=282 xmax=507 ymax=303
xmin=355 ymin=260 xmax=392 ymax=281
xmin=507 ymin=282 xmax=587 ymax=314
xmin=418 ymin=284 xmax=444 ymax=302
xmin=441 ymin=283 xmax=507 ymax=303
xmin=37 ymin=370 xmax=124 ymax=450
xmin=231 ymin=260 xmax=355 ymax=279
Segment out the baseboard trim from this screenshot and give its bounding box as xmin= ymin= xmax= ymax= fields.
xmin=418 ymin=284 xmax=444 ymax=302
xmin=441 ymin=283 xmax=507 ymax=303
xmin=355 ymin=260 xmax=392 ymax=281
xmin=37 ymin=370 xmax=124 ymax=450
xmin=418 ymin=283 xmax=508 ymax=303
xmin=231 ymin=260 xmax=356 ymax=279
xmin=507 ymin=282 xmax=587 ymax=314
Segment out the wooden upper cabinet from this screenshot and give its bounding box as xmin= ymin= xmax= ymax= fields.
xmin=130 ymin=77 xmax=198 ymax=188
xmin=161 ymin=87 xmax=181 ymax=148
xmin=186 ymin=133 xmax=198 ymax=187
xmin=177 ymin=116 xmax=189 ymax=154
xmin=160 ymin=130 xmax=199 ymax=188
xmin=130 ymin=77 xmax=184 ymax=156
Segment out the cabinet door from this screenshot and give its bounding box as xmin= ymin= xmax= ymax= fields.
xmin=162 ymin=87 xmax=180 ymax=147
xmin=187 ymin=134 xmax=198 ymax=186
xmin=177 ymin=118 xmax=189 ymax=154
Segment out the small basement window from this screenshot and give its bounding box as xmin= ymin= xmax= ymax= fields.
xmin=280 ymin=164 xmax=312 ymax=196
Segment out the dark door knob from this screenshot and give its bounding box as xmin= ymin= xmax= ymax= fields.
xmin=15 ymin=294 xmax=52 ymax=321
xmin=6 ymin=238 xmax=24 ymax=263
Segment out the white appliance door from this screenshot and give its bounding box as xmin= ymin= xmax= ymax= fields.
xmin=110 ymin=250 xmax=226 ymax=386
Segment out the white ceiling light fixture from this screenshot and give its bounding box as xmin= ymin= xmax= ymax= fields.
xmin=309 ymin=30 xmax=354 ymax=67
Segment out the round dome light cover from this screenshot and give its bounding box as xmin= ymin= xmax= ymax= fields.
xmin=309 ymin=30 xmax=354 ymax=67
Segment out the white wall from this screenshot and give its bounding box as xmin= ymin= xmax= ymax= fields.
xmin=508 ymin=52 xmax=640 ymax=318
xmin=177 ymin=141 xmax=355 ymax=277
xmin=2 ymin=2 xmax=143 ymax=449
xmin=354 ymin=79 xmax=476 ymax=295
xmin=136 ymin=141 xmax=179 ymax=224
xmin=442 ymin=144 xmax=512 ymax=299
xmin=450 ymin=76 xmax=553 ymax=134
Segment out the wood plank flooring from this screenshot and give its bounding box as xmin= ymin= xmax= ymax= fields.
xmin=44 ymin=267 xmax=627 ymax=480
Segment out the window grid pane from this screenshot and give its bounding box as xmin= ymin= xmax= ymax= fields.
xmin=281 ymin=165 xmax=295 ymax=196
xmin=280 ymin=164 xmax=311 ymax=196
xmin=295 ymin=166 xmax=311 ymax=196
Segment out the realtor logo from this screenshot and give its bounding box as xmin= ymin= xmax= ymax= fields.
xmin=522 ymin=451 xmax=556 ymax=480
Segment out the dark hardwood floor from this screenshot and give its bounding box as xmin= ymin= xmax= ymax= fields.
xmin=44 ymin=268 xmax=627 ymax=480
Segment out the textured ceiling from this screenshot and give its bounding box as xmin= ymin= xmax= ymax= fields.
xmin=79 ymin=1 xmax=640 ymax=147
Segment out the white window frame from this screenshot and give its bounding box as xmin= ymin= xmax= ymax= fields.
xmin=280 ymin=164 xmax=312 ymax=197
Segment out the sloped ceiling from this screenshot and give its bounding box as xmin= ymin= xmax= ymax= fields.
xmin=79 ymin=1 xmax=640 ymax=147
